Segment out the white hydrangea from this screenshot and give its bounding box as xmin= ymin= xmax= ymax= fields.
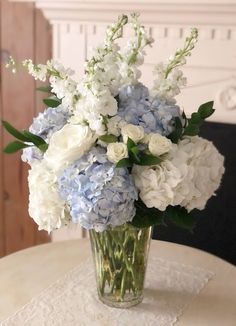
xmin=107 ymin=116 xmax=127 ymax=137
xmin=172 ymin=136 xmax=225 ymax=211
xmin=28 ymin=160 xmax=69 ymax=233
xmin=133 ymin=136 xmax=224 ymax=212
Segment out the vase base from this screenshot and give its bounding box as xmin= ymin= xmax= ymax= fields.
xmin=98 ymin=294 xmax=143 ymax=309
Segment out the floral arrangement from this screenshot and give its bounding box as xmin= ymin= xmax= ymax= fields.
xmin=3 ymin=14 xmax=225 ymax=234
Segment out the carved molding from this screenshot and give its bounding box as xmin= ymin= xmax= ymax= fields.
xmin=12 ymin=1 xmax=236 ymax=25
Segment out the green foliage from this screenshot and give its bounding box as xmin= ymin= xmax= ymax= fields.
xmin=130 ymin=200 xmax=165 ymax=228
xmin=168 ymin=101 xmax=215 ymax=142
xmin=183 ymin=101 xmax=214 ymax=137
xmin=2 ymin=121 xmax=48 ymax=154
xmin=43 ymin=96 xmax=61 ymax=108
xmin=3 ymin=141 xmax=31 ymax=154
xmin=2 ymin=120 xmax=29 ymax=142
xmin=37 ymin=85 xmax=61 ymax=108
xmin=131 ymin=200 xmax=196 ymax=231
xmin=36 ymin=85 xmax=52 ymax=93
xmin=137 ymin=153 xmax=162 ymax=166
xmin=117 ymin=137 xmax=163 ymax=168
xmin=198 ymin=101 xmax=215 ymax=119
xmin=127 ymin=138 xmax=136 ymax=151
xmin=99 ymin=134 xmax=118 ymax=143
xmin=168 ymin=117 xmax=183 ymax=144
xmin=165 ymin=206 xmax=196 ymax=231
xmin=22 ymin=130 xmax=46 ymax=147
xmin=116 ymin=158 xmax=132 ymax=168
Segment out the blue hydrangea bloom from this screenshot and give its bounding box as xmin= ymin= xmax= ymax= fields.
xmin=118 ymin=83 xmax=181 ymax=135
xmin=29 ymin=105 xmax=70 ymax=140
xmin=21 ymin=105 xmax=70 ymax=165
xmin=21 ymin=147 xmax=44 ymax=164
xmin=58 ymin=147 xmax=138 ymax=232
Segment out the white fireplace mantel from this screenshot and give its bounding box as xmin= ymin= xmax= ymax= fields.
xmin=12 ymin=0 xmax=236 ymax=24
xmin=12 ymin=0 xmax=236 ymax=125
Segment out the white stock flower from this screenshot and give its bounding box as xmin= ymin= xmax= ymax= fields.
xmin=121 ymin=124 xmax=145 ymax=143
xmin=148 ymin=133 xmax=172 ymax=156
xmin=44 ymin=124 xmax=96 ymax=173
xmin=28 ymin=160 xmax=69 ymax=233
xmin=133 ymin=136 xmax=224 ymax=212
xmin=150 ymin=63 xmax=187 ymax=103
xmin=107 ymin=142 xmax=128 ymax=163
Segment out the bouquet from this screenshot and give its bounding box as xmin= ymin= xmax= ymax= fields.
xmin=2 ymin=14 xmax=225 ymax=307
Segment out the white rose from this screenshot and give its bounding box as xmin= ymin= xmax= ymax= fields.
xmin=121 ymin=124 xmax=145 ymax=143
xmin=148 ymin=133 xmax=172 ymax=156
xmin=28 ymin=160 xmax=69 ymax=233
xmin=107 ymin=142 xmax=128 ymax=163
xmin=44 ymin=124 xmax=95 ymax=173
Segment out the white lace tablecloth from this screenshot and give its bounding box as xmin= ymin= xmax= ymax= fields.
xmin=1 ymin=256 xmax=214 ymax=326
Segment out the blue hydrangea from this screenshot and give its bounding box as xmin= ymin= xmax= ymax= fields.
xmin=29 ymin=105 xmax=70 ymax=140
xmin=57 ymin=147 xmax=138 ymax=232
xmin=118 ymin=83 xmax=181 ymax=135
xmin=21 ymin=147 xmax=44 ymax=164
xmin=21 ymin=105 xmax=70 ymax=165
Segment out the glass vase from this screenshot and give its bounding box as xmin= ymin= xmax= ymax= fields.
xmin=89 ymin=223 xmax=152 ymax=308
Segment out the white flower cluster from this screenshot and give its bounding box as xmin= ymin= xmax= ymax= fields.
xmin=133 ymin=136 xmax=225 ymax=212
xmin=106 ymin=124 xmax=171 ymax=163
xmin=119 ymin=13 xmax=154 ymax=85
xmin=151 ymin=28 xmax=198 ymax=103
xmin=28 ymin=161 xmax=69 ymax=233
xmin=150 ymin=63 xmax=187 ymax=103
xmin=22 ymin=59 xmax=79 ymax=110
xmin=5 ymin=16 xmax=225 ymax=233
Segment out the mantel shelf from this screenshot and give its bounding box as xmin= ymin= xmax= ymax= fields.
xmin=11 ymin=0 xmax=236 ymax=24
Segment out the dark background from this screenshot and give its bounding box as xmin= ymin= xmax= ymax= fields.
xmin=153 ymin=122 xmax=236 ymax=265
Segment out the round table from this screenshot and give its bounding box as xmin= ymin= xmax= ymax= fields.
xmin=0 ymin=240 xmax=235 ymax=325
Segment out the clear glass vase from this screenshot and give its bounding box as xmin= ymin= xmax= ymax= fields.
xmin=89 ymin=223 xmax=152 ymax=308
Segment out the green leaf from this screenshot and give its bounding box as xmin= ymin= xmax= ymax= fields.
xmin=38 ymin=143 xmax=48 ymax=152
xmin=183 ymin=123 xmax=200 ymax=136
xmin=127 ymin=138 xmax=136 ymax=151
xmin=183 ymin=101 xmax=215 ymax=137
xmin=138 ymin=153 xmax=162 ymax=166
xmin=198 ymin=101 xmax=215 ymax=119
xmin=23 ymin=130 xmax=47 ymax=147
xmin=168 ymin=117 xmax=183 ymax=143
xmin=130 ymin=200 xmax=164 ymax=228
xmin=43 ymin=96 xmax=61 ymax=108
xmin=129 ymin=147 xmax=141 ymax=164
xmin=2 ymin=120 xmax=29 ymax=142
xmin=165 ymin=206 xmax=196 ymax=232
xmin=36 ymin=85 xmax=52 ymax=93
xmin=99 ymin=134 xmax=118 ymax=143
xmin=116 ymin=158 xmax=132 ymax=168
xmin=3 ymin=141 xmax=31 ymax=154
xmin=190 ymin=112 xmax=202 ymax=124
